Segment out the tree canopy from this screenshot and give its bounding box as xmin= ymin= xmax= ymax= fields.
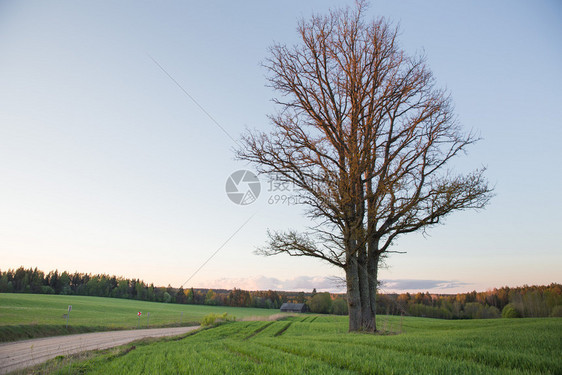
xmin=237 ymin=2 xmax=492 ymax=332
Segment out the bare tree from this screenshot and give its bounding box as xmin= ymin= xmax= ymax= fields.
xmin=236 ymin=2 xmax=492 ymax=332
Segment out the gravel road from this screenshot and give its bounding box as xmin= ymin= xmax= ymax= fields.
xmin=0 ymin=326 xmax=200 ymax=374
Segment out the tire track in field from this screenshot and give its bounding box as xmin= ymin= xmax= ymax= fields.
xmin=254 ymin=340 xmax=360 ymax=374
xmin=273 ymin=322 xmax=292 ymax=337
xmin=0 ymin=326 xmax=199 ymax=374
xmin=224 ymin=343 xmax=262 ymax=364
xmin=285 ymin=335 xmax=542 ymax=374
xmin=243 ymin=322 xmax=275 ymax=340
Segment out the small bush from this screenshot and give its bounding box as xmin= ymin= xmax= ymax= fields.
xmin=201 ymin=313 xmax=235 ymax=327
xmin=485 ymin=306 xmax=501 ymax=319
xmin=308 ymin=292 xmax=332 ymax=314
xmin=502 ymin=304 xmax=520 ymax=318
xmin=163 ymin=292 xmax=172 ymax=303
xmin=40 ymin=286 xmax=55 ymax=294
xmin=409 ymin=304 xmax=453 ymax=319
xmin=331 ymin=298 xmax=348 ymax=315
xmin=550 ymin=305 xmax=562 ymax=317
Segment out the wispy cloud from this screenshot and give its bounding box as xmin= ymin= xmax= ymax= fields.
xmin=201 ymin=275 xmax=471 ymax=293
xmin=203 ymin=275 xmax=343 ymax=292
xmin=381 ymin=279 xmax=471 ymax=292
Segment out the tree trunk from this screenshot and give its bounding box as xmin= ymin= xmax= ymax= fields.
xmin=367 ymin=242 xmax=379 ymax=332
xmin=346 ymin=253 xmax=362 ymax=332
xmin=358 ymin=244 xmax=374 ymax=331
xmin=365 ymin=178 xmax=378 ymax=332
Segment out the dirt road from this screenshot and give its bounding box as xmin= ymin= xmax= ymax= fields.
xmin=0 ymin=326 xmax=200 ymax=374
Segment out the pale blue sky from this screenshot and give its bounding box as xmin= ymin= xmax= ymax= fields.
xmin=0 ymin=1 xmax=560 ymax=294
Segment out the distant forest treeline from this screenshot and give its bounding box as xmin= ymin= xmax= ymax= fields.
xmin=378 ymin=285 xmax=562 ymax=319
xmin=1 ymin=267 xmax=560 ymax=319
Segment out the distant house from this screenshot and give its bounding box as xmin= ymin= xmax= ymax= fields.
xmin=280 ymin=303 xmax=307 ymax=313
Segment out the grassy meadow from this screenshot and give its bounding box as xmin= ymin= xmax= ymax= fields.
xmin=0 ymin=293 xmax=278 ymax=341
xmin=28 ymin=315 xmax=562 ymax=375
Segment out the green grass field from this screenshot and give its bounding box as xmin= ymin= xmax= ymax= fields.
xmin=32 ymin=315 xmax=561 ymax=375
xmin=0 ymin=294 xmax=279 ymax=341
